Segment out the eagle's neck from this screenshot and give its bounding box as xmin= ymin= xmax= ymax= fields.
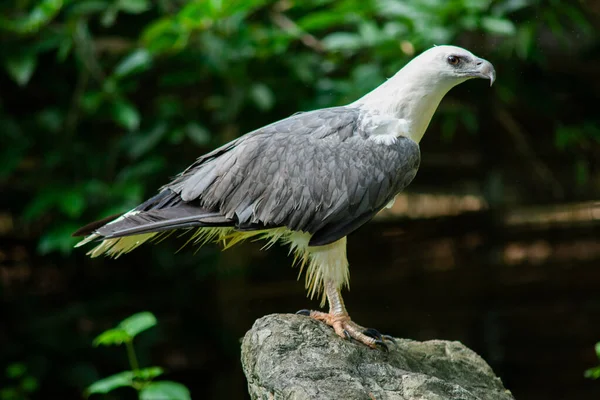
xmin=352 ymin=65 xmax=464 ymax=143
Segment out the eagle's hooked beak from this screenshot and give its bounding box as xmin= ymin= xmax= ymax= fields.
xmin=474 ymin=59 xmax=496 ymax=87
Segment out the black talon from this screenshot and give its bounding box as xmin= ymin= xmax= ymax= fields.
xmin=296 ymin=309 xmax=311 ymax=316
xmin=374 ymin=339 xmax=389 ymax=352
xmin=343 ymin=330 xmax=352 ymax=340
xmin=363 ymin=328 xmax=383 ymax=341
xmin=382 ymin=334 xmax=396 ymax=344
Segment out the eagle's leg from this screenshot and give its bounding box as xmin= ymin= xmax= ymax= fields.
xmin=299 ymin=280 xmax=388 ymax=350
xmin=291 ymin=235 xmax=388 ymax=349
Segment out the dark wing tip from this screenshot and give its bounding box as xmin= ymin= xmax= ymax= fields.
xmin=72 ymin=213 xmax=123 ymax=237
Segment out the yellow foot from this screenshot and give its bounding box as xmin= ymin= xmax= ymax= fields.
xmin=296 ymin=309 xmax=393 ymax=350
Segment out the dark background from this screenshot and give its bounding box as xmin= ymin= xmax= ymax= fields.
xmin=1 ymin=0 xmax=599 ymax=399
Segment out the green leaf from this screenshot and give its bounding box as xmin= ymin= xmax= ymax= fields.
xmin=20 ymin=376 xmax=39 ymax=393
xmin=118 ymin=0 xmax=150 ymax=14
xmin=127 ymin=123 xmax=168 ymax=159
xmin=37 ymin=108 xmax=64 ymax=133
xmin=140 ymin=381 xmax=191 ymax=400
xmin=185 ymin=122 xmax=211 ymax=145
xmin=6 ymin=363 xmax=26 ymax=379
xmin=112 ymin=99 xmax=141 ymax=131
xmin=358 ymin=21 xmax=380 ymax=45
xmin=177 ymin=2 xmax=212 ymax=29
xmin=86 ymin=371 xmax=135 ymax=396
xmin=59 ymin=189 xmax=85 ymax=218
xmin=81 ymin=91 xmax=104 ymax=113
xmin=101 ymin=5 xmax=118 ymax=27
xmin=114 ymin=49 xmax=152 ymax=78
xmin=4 ymin=0 xmax=64 ymax=33
xmin=481 ymin=17 xmax=516 ymax=36
xmin=584 ymin=366 xmax=600 ymax=380
xmin=93 ymin=328 xmax=131 ymax=347
xmin=135 ymin=367 xmax=164 ymax=380
xmin=118 ymin=312 xmax=157 ymax=338
xmin=595 ymin=342 xmax=600 ymax=359
xmin=0 ymin=388 xmax=18 ymax=400
xmin=142 ymin=18 xmax=188 ymax=54
xmin=515 ymin=24 xmax=535 ymax=60
xmin=67 ymin=1 xmax=111 ymax=17
xmin=250 ymin=84 xmax=274 ymax=111
xmin=297 ymin=11 xmax=349 ymax=32
xmin=37 ymin=223 xmax=80 ymax=255
xmin=322 ymin=32 xmax=362 ymax=51
xmin=4 ymin=54 xmax=37 ymax=86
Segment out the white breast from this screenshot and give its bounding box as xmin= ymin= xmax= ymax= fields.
xmin=363 ymin=114 xmax=413 ymax=145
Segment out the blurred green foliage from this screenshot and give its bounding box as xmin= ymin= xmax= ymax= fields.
xmin=87 ymin=312 xmax=191 ymax=400
xmin=585 ymin=342 xmax=600 ymax=380
xmin=0 ymin=0 xmax=596 ymax=254
xmin=0 ymin=363 xmax=39 ymax=400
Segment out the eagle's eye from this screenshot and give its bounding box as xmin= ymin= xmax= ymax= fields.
xmin=447 ymin=55 xmax=460 ymax=66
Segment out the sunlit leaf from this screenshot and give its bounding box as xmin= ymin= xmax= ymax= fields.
xmin=85 ymin=371 xmax=134 ymax=396
xmin=358 ymin=21 xmax=379 ymax=45
xmin=322 ymin=32 xmax=362 ymax=51
xmin=139 ymin=381 xmax=191 ymax=400
xmin=112 ymin=99 xmax=141 ymax=131
xmin=4 ymin=0 xmax=64 ymax=33
xmin=142 ymin=18 xmax=188 ymax=54
xmin=481 ymin=17 xmax=516 ymax=36
xmin=118 ymin=312 xmax=157 ymax=338
xmin=4 ymin=54 xmax=37 ymax=86
xmin=584 ymin=366 xmax=600 ymax=380
xmin=93 ymin=328 xmax=131 ymax=347
xmin=118 ymin=0 xmax=150 ymax=14
xmin=114 ymin=49 xmax=152 ymax=78
xmin=250 ymin=84 xmax=274 ymax=111
xmin=178 ymin=2 xmax=212 ymax=29
xmin=185 ymin=122 xmax=211 ymax=145
xmin=101 ymin=6 xmax=118 ymax=27
xmin=135 ymin=367 xmax=164 ymax=380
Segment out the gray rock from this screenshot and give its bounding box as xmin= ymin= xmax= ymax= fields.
xmin=241 ymin=314 xmax=514 ymax=400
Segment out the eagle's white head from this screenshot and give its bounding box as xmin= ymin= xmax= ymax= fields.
xmin=354 ymin=45 xmax=495 ymax=143
xmin=405 ymin=45 xmax=495 ymax=87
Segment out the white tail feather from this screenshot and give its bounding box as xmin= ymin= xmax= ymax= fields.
xmin=80 ymin=226 xmax=350 ymax=305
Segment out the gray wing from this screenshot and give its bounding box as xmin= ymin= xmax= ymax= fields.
xmin=169 ymin=106 xmax=420 ymax=245
xmin=84 ymin=107 xmax=420 ymax=246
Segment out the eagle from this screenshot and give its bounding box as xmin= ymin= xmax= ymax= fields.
xmin=74 ymin=45 xmax=495 ymax=349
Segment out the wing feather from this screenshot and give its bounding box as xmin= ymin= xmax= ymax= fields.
xmin=76 ymin=106 xmax=420 ymax=248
